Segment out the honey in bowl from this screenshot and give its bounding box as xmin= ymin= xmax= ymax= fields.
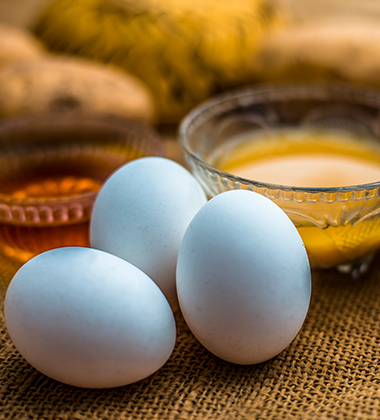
xmin=210 ymin=127 xmax=380 ymax=267
xmin=0 ymin=115 xmax=164 ymax=263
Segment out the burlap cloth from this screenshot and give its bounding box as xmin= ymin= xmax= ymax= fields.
xmin=0 ymin=139 xmax=379 ymax=419
xmin=2 ymin=245 xmax=380 ymax=420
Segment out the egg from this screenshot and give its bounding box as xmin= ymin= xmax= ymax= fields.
xmin=90 ymin=156 xmax=207 ymax=311
xmin=4 ymin=247 xmax=176 ymax=388
xmin=176 ymin=190 xmax=311 ymax=365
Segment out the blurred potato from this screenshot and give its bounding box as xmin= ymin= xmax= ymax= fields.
xmin=250 ymin=19 xmax=380 ymax=87
xmin=0 ymin=24 xmax=45 ymax=68
xmin=0 ymin=57 xmax=155 ymax=122
xmin=33 ymin=0 xmax=289 ymax=123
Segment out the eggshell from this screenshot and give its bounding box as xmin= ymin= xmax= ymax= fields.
xmin=90 ymin=157 xmax=207 ymax=311
xmin=4 ymin=247 xmax=176 ymax=388
xmin=176 ymin=190 xmax=311 ymax=365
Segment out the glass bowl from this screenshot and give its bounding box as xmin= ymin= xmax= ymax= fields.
xmin=0 ymin=114 xmax=164 ymax=262
xmin=179 ymin=84 xmax=380 ymax=275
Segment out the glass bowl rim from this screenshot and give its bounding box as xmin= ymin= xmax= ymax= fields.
xmin=179 ymin=82 xmax=380 ymax=194
xmin=0 ymin=113 xmax=165 ymax=206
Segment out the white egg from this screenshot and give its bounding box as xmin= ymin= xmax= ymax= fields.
xmin=90 ymin=156 xmax=207 ymax=311
xmin=4 ymin=247 xmax=176 ymax=388
xmin=176 ymin=190 xmax=311 ymax=365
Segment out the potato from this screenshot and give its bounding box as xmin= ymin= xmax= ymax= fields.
xmin=0 ymin=24 xmax=45 ymax=68
xmin=33 ymin=0 xmax=289 ymax=123
xmin=250 ymin=19 xmax=380 ymax=87
xmin=0 ymin=57 xmax=155 ymax=122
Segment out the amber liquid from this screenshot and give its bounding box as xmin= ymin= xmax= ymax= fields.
xmin=212 ymin=128 xmax=380 ymax=266
xmin=0 ymin=144 xmax=133 ymax=262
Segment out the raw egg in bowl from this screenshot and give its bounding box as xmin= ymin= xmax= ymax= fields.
xmin=179 ymin=84 xmax=380 ymax=274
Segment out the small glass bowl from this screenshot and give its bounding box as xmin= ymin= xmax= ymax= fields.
xmin=0 ymin=114 xmax=164 ymax=262
xmin=179 ymin=84 xmax=380 ymax=275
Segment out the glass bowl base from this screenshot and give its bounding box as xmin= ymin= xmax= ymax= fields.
xmin=315 ymin=253 xmax=377 ymax=280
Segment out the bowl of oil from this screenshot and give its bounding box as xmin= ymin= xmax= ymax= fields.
xmin=179 ymin=84 xmax=380 ymax=273
xmin=0 ymin=114 xmax=164 ymax=262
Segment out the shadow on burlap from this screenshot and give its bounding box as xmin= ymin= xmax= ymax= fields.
xmin=1 ymin=252 xmax=380 ymax=420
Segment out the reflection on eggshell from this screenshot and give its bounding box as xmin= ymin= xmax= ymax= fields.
xmin=4 ymin=247 xmax=176 ymax=388
xmin=177 ymin=190 xmax=311 ymax=365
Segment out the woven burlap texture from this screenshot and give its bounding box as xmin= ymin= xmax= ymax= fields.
xmin=1 ymin=252 xmax=380 ymax=420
